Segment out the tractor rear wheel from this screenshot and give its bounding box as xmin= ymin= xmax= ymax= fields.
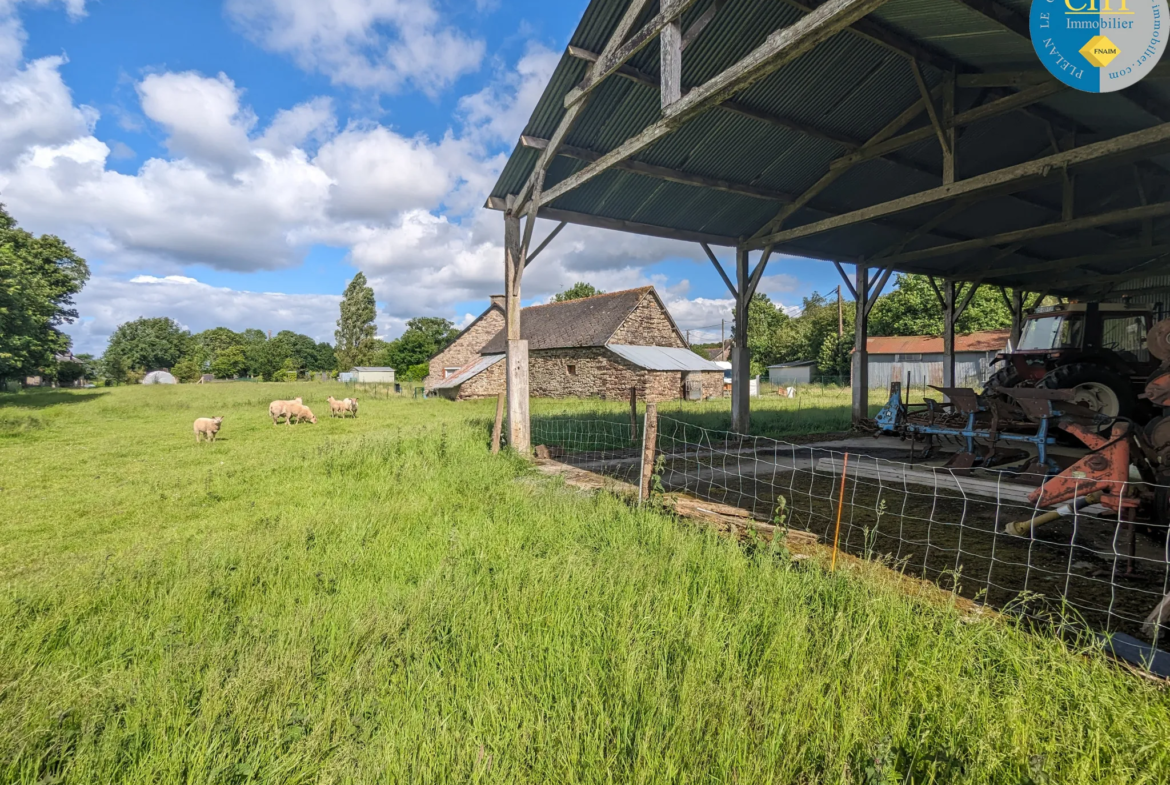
xmin=1038 ymin=363 xmax=1134 ymax=419
xmin=984 ymin=365 xmax=1021 ymax=392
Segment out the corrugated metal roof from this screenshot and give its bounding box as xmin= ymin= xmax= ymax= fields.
xmin=431 ymin=354 xmax=504 ymax=390
xmin=489 ymin=0 xmax=1170 ymax=296
xmin=608 ymin=344 xmax=726 ymax=371
xmin=867 ymin=330 xmax=1010 ymax=355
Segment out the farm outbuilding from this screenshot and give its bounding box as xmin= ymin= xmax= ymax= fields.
xmin=866 ymin=330 xmax=1009 ymax=389
xmin=432 ymin=287 xmax=724 ymax=402
xmin=484 ymin=0 xmax=1170 ymax=453
xmin=141 ymin=370 xmax=176 ymax=385
xmin=351 ymin=367 xmax=396 ymax=384
xmin=767 ymin=360 xmax=817 ymax=386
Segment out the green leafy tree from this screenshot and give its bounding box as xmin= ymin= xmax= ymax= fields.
xmin=245 ymin=336 xmax=282 ymax=381
xmin=773 ymin=292 xmax=854 ymax=370
xmin=553 ymin=282 xmax=603 ymax=302
xmin=74 ymin=353 xmax=99 ymax=381
xmin=816 ymin=330 xmax=853 ymax=377
xmin=101 ymin=354 xmax=129 ymax=385
xmin=743 ymin=294 xmax=790 ymax=375
xmin=103 ymin=317 xmax=192 ymax=372
xmin=54 ymin=358 xmax=88 ymax=386
xmin=335 ymin=272 xmax=378 ymax=371
xmin=209 ymin=345 xmax=247 ymax=379
xmin=380 ymin=317 xmax=459 ymax=371
xmin=172 ymin=357 xmax=202 ymax=383
xmin=311 ymin=342 xmax=336 ymax=373
xmin=0 ymin=204 xmax=89 ymax=387
xmin=868 ymin=274 xmax=1012 ymax=336
xmin=400 ymin=363 xmax=431 ymax=382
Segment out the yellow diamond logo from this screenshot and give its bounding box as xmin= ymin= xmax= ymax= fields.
xmin=1080 ymin=35 xmax=1121 ymax=68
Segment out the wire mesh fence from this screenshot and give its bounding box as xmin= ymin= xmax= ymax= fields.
xmin=532 ymin=410 xmax=1170 ymax=673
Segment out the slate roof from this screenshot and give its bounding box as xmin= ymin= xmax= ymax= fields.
xmin=479 ymin=287 xmax=677 ymax=354
xmin=431 ymin=354 xmax=505 ymax=390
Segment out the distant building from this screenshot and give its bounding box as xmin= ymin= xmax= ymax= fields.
xmin=431 ymin=287 xmax=724 ymax=403
xmin=767 ymin=360 xmax=817 ymax=386
xmin=352 ymin=367 xmax=396 ymax=384
xmin=866 ymin=330 xmax=1010 ymax=389
xmin=142 ymin=370 xmax=177 ymax=385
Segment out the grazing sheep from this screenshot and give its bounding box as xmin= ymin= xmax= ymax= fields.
xmin=194 ymin=416 xmax=224 ymax=443
xmin=285 ymin=402 xmax=317 ymax=425
xmin=342 ymin=397 xmax=359 ymax=419
xmin=326 ymin=396 xmax=346 ymax=418
xmin=268 ymin=397 xmax=303 ymax=425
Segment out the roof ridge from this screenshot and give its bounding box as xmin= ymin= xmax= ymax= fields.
xmin=523 ymin=286 xmax=652 ymax=311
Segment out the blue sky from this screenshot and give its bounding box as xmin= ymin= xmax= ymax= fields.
xmin=1 ymin=0 xmax=844 ymax=354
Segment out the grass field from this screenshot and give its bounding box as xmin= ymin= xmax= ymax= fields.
xmin=2 ymin=384 xmax=1169 ymax=784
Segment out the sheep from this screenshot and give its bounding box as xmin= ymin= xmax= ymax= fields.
xmin=268 ymin=397 xmax=303 ymax=425
xmin=342 ymin=397 xmax=359 ymax=419
xmin=326 ymin=396 xmax=346 ymax=418
xmin=285 ymin=402 xmax=317 ymax=425
xmin=194 ymin=416 xmax=224 ymax=443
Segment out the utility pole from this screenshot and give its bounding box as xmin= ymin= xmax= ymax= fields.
xmin=686 ymin=329 xmax=690 ymax=346
xmin=837 ymin=285 xmax=843 ymax=338
xmin=721 ymin=319 xmax=725 ymax=358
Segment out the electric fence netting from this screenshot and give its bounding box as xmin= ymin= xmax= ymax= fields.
xmin=532 ymin=411 xmax=1170 ymax=674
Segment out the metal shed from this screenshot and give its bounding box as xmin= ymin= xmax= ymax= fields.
xmin=768 ymin=360 xmax=818 ymax=386
xmin=352 ymin=367 xmax=396 ymax=384
xmin=487 ymin=0 xmax=1170 ymax=451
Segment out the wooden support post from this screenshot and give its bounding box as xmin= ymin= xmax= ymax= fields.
xmin=639 ymin=403 xmax=659 ymax=503
xmin=504 ymin=208 xmax=531 ymax=456
xmin=731 ymin=247 xmax=752 ymax=434
xmin=661 ymin=11 xmax=682 ymax=109
xmin=852 ymin=264 xmax=869 ymax=425
xmin=491 ymin=391 xmax=505 ymax=454
xmin=943 ymin=280 xmax=957 ymax=390
xmin=1009 ymin=288 xmax=1024 ymax=348
xmin=942 ymin=70 xmax=956 ymax=184
xmin=629 ymin=386 xmax=638 ymax=441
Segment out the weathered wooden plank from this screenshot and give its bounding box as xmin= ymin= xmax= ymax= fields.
xmin=564 ymin=0 xmax=699 ymax=108
xmin=485 ymin=196 xmax=739 ymax=246
xmin=519 ymin=135 xmax=794 ymax=202
xmin=750 ymin=123 xmax=1170 ymax=249
xmin=539 ymin=0 xmax=894 ymax=207
xmin=661 ymin=16 xmax=683 ymax=108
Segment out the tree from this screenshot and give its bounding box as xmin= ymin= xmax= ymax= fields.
xmin=380 ymin=317 xmax=459 ymax=371
xmin=101 ymin=354 xmax=129 ymax=385
xmin=172 ymin=356 xmax=202 ymax=383
xmin=103 ymin=317 xmax=192 ymax=372
xmin=553 ymin=282 xmax=603 ymax=302
xmin=0 ymin=204 xmax=89 ymax=387
xmin=744 ymin=294 xmax=790 ymax=374
xmin=209 ymin=346 xmax=247 ymax=379
xmin=335 ymin=272 xmax=378 ymax=371
xmin=54 ymin=358 xmax=88 ymax=386
xmin=311 ymin=342 xmax=336 ymax=373
xmin=868 ymin=274 xmax=1012 ymax=336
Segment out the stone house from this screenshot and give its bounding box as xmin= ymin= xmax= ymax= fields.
xmin=429 ymin=287 xmax=724 ymax=403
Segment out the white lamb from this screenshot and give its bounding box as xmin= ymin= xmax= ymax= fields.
xmin=193 ymin=416 xmax=224 ymax=443
xmin=285 ymin=402 xmax=317 ymax=425
xmin=342 ymin=397 xmax=359 ymax=419
xmin=326 ymin=396 xmax=347 ymax=417
xmin=268 ymin=397 xmax=303 ymax=425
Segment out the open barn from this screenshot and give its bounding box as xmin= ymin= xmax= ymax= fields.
xmin=486 ymin=0 xmax=1170 ymax=669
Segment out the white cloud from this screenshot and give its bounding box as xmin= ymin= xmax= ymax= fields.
xmin=137 ymin=71 xmax=255 ymax=170
xmin=68 ymin=273 xmax=342 ymax=354
xmin=458 ymin=43 xmax=558 ymax=145
xmin=0 ymin=1 xmax=810 ymax=353
xmin=224 ymin=0 xmax=485 ymax=94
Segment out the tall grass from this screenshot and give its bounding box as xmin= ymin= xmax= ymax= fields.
xmin=0 ymin=384 xmax=1168 ymax=783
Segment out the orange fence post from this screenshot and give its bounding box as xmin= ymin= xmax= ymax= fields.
xmin=831 ymin=452 xmax=850 ymax=571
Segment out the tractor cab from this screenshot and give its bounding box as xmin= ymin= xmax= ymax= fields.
xmin=989 ymin=302 xmax=1157 ymax=420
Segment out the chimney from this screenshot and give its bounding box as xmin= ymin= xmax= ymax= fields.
xmin=489 ymin=294 xmax=506 ymax=310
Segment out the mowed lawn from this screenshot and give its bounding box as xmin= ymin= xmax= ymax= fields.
xmin=1 ymin=385 xmax=1168 ymax=784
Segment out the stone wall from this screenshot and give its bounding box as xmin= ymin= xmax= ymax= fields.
xmin=426 ymin=305 xmax=504 ymax=391
xmin=607 ymin=293 xmax=685 ymax=347
xmin=443 ymin=347 xmax=722 ymax=403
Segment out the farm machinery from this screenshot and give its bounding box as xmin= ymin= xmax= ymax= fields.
xmin=872 ymin=313 xmax=1170 ymax=532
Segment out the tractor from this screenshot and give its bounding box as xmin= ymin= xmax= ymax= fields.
xmin=986 ymin=302 xmax=1159 ymax=421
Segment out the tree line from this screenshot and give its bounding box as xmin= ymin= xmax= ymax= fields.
xmin=731 ymin=274 xmax=1016 ymax=377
